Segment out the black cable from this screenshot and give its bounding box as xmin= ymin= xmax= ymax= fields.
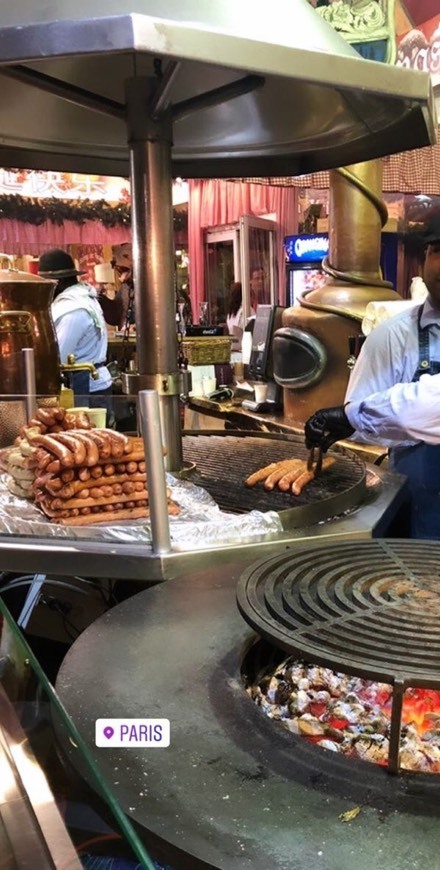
xmin=47 ymin=600 xmax=81 ymax=642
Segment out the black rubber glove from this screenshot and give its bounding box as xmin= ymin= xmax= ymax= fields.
xmin=304 ymin=405 xmax=355 ymax=452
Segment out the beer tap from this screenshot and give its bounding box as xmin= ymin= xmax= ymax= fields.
xmin=60 ymin=353 xmax=99 ymax=380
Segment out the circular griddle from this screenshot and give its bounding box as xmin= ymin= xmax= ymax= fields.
xmin=182 ymin=432 xmax=367 ymax=528
xmin=237 ymin=539 xmax=440 ymax=686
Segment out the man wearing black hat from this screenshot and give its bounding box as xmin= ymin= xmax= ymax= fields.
xmin=304 ymin=214 xmax=440 ymax=539
xmin=38 ymin=248 xmax=113 ymax=417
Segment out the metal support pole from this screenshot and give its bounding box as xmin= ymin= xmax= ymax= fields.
xmin=22 ymin=347 xmax=37 ymax=423
xmin=138 ymin=390 xmax=171 ymax=555
xmin=388 ymin=678 xmax=405 ymax=774
xmin=125 ymin=76 xmax=183 ymax=473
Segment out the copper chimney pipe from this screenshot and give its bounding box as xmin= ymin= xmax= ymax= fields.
xmin=282 ymin=159 xmax=401 ymax=423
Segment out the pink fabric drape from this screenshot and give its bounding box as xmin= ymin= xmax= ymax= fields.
xmin=0 ymin=218 xmax=131 ymax=255
xmin=188 ymin=179 xmax=297 ymax=317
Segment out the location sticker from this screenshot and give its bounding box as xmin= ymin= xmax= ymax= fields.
xmin=95 ymin=718 xmax=170 ymax=748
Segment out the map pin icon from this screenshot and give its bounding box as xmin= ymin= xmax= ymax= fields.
xmin=103 ymin=726 xmax=114 ymax=740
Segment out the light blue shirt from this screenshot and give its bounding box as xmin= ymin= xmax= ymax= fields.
xmin=345 ymin=297 xmax=440 ymax=447
xmin=52 ymin=283 xmax=111 ymax=393
xmin=346 ymin=374 xmax=440 ymax=446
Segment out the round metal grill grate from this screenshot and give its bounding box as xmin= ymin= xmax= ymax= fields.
xmin=182 ymin=432 xmax=367 ymax=526
xmin=237 ymin=539 xmax=440 ymax=686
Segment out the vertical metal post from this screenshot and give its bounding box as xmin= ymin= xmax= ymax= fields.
xmin=22 ymin=347 xmax=37 ymax=422
xmin=388 ymin=678 xmax=405 ymax=774
xmin=125 ymin=76 xmax=183 ymax=473
xmin=138 ymin=389 xmax=171 ymax=555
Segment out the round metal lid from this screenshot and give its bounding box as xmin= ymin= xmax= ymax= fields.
xmin=237 ymin=539 xmax=440 ymax=685
xmin=0 ymin=2 xmax=434 ymax=176
xmin=0 ymin=268 xmax=54 ymax=284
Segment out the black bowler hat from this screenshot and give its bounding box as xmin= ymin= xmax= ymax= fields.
xmin=421 ymin=214 xmax=440 ymax=245
xmin=38 ymin=248 xmax=86 ymax=279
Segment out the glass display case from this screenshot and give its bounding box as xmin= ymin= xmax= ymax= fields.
xmin=0 ymin=597 xmax=159 ymax=868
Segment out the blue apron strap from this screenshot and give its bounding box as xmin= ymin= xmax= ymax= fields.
xmin=68 ymin=370 xmax=90 ymax=406
xmin=412 ymin=304 xmax=430 ymax=382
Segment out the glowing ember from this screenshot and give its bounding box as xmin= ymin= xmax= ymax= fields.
xmin=246 ymin=660 xmax=440 ymax=772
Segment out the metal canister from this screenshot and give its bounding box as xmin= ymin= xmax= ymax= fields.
xmin=0 ymin=268 xmax=61 ymax=397
xmin=0 ymin=269 xmax=61 ymax=447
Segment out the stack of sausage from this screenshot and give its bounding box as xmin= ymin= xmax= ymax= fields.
xmin=29 ymin=428 xmax=180 ymax=526
xmin=5 ymin=405 xmax=94 ymax=499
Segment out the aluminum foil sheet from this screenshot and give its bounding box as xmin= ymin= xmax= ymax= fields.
xmin=0 ymin=474 xmax=282 ymax=549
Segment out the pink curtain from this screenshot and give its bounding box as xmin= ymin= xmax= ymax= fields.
xmin=188 ymin=179 xmax=297 ymax=317
xmin=0 ymin=218 xmax=131 ymax=255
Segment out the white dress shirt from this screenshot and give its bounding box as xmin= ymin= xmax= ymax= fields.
xmin=345 ymin=296 xmax=440 ymax=447
xmin=346 ymin=373 xmax=440 ymax=446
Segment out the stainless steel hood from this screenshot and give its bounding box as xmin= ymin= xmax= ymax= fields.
xmin=0 ymin=0 xmax=435 ymax=177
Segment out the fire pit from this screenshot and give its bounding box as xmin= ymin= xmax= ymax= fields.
xmin=55 ymin=557 xmax=440 ymax=870
xmin=237 ymin=539 xmax=440 ymax=773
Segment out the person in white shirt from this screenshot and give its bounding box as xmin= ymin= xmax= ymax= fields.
xmin=304 ymin=213 xmax=440 ymax=539
xmin=38 ymin=249 xmax=113 ymax=420
xmin=226 ymin=282 xmax=256 ymax=352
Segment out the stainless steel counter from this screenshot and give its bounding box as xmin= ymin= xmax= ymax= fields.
xmin=0 ymin=459 xmax=406 ymax=583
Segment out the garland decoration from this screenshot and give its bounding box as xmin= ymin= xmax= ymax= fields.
xmin=0 ymin=194 xmax=131 ymax=227
xmin=0 ymin=193 xmax=188 ymax=231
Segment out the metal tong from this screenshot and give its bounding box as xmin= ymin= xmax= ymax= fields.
xmin=306 ymin=446 xmax=323 ymax=475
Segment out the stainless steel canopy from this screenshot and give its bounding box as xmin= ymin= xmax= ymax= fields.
xmin=0 ymin=0 xmax=435 ymax=177
xmin=0 ymin=1 xmax=436 ymax=497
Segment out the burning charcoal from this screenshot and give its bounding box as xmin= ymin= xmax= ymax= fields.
xmin=282 ymin=719 xmax=301 ymax=735
xmin=365 ymin=714 xmax=389 ymax=734
xmin=328 ymin=701 xmax=364 ymax=724
xmin=345 ymin=692 xmax=362 ymax=705
xmin=289 ymin=691 xmax=299 ymax=714
xmin=246 ymin=685 xmax=262 ymax=701
xmin=269 ymin=705 xmax=289 ymax=720
xmin=298 ymin=715 xmax=325 ymax=737
xmin=323 ymin=726 xmax=345 ymax=743
xmin=248 ymin=657 xmax=440 ymax=773
xmin=266 ymin=677 xmax=280 ymax=703
xmin=312 ymin=690 xmax=331 ymax=705
xmin=260 ymin=698 xmax=275 ymax=715
xmin=402 ymin=724 xmax=420 ymax=742
xmin=274 ymin=680 xmax=292 ymax=705
xmin=286 ymin=663 xmax=306 ymax=683
xmin=274 ymin=658 xmax=292 ymax=677
xmin=296 ymin=689 xmax=311 ymax=713
xmin=352 ymin=735 xmax=389 ymax=765
xmin=400 ymin=746 xmax=433 ymax=772
xmin=321 ymin=669 xmax=345 ymax=696
xmin=319 ymin=739 xmax=340 ymax=752
xmin=259 ymin=675 xmax=273 ymax=694
xmin=422 ymin=729 xmax=440 ymax=743
xmin=307 ymin=666 xmax=326 ymax=688
xmin=297 ymin=677 xmax=310 ymax=691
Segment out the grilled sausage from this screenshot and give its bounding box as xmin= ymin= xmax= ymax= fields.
xmin=245 ymin=462 xmax=279 ymax=487
xmin=264 ymin=460 xmax=303 ymax=491
xmin=31 ymin=435 xmax=75 ymax=467
xmin=291 ymin=457 xmax=336 ymax=495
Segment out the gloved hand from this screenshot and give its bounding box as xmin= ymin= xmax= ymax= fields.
xmin=304 ymin=405 xmax=355 ymax=452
